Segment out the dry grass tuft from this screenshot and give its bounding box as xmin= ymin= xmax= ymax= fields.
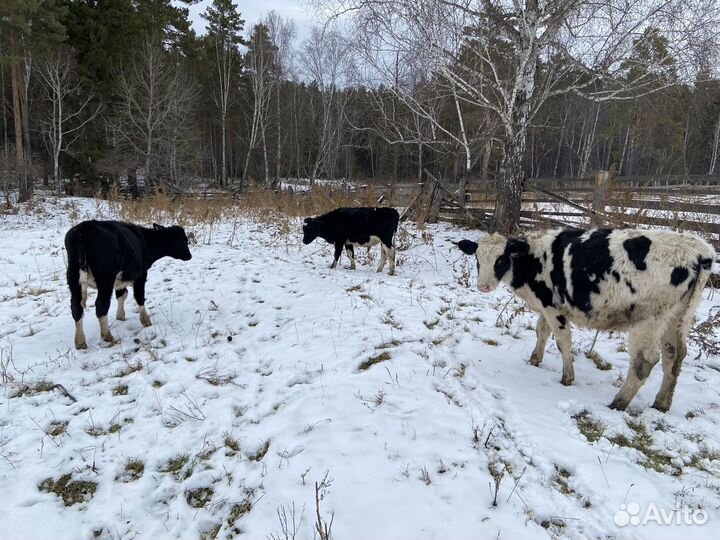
xmin=11 ymin=380 xmax=55 ymax=398
xmin=227 ymin=499 xmax=253 ymax=525
xmin=608 ymin=420 xmax=674 ymax=473
xmin=160 ymin=453 xmax=191 ymax=480
xmin=112 ymin=384 xmax=129 ymax=396
xmin=224 ymin=434 xmax=241 ymax=455
xmin=572 ymin=410 xmax=606 ymax=443
xmin=186 ymin=487 xmax=214 ymax=508
xmin=117 ymin=459 xmax=145 ymax=482
xmin=689 ymin=306 xmax=720 ymax=358
xmin=116 ymin=362 xmax=143 ymax=378
xmin=39 ymin=474 xmax=97 ymax=506
xmin=358 ymin=352 xmax=391 ymax=371
xmin=585 ymin=350 xmax=612 ymax=370
xmin=47 ymin=421 xmax=68 ymax=438
xmin=248 ymin=440 xmax=270 ymax=462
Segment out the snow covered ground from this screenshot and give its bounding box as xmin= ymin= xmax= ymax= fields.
xmin=1 ymin=197 xmax=720 ymax=540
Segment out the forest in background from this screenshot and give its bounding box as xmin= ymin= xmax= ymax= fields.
xmin=2 ymin=0 xmax=720 ymax=230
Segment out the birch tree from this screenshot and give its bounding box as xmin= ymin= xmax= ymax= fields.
xmin=317 ymin=0 xmax=720 ymax=233
xmin=242 ymin=24 xmax=277 ymax=188
xmin=111 ymin=38 xmax=195 ymax=185
xmin=300 ymin=26 xmax=354 ymax=182
xmin=265 ymin=11 xmax=296 ymax=186
xmin=204 ymin=0 xmax=244 ymax=188
xmin=37 ymin=48 xmax=100 ymax=192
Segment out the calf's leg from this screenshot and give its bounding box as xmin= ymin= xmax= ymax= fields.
xmin=378 ymin=237 xmax=395 ymax=275
xmin=610 ymin=321 xmax=663 ymax=411
xmin=331 ymin=242 xmax=343 ymax=269
xmin=376 ymin=244 xmax=387 ymax=273
xmin=653 ymin=275 xmax=708 ymax=412
xmin=68 ymin=269 xmax=87 ymax=350
xmin=116 ymin=287 xmax=128 ymax=320
xmin=133 ymin=275 xmax=152 ymax=327
xmin=529 ymin=314 xmax=552 ymax=366
xmin=345 ymin=244 xmax=356 ymax=270
xmin=553 ymin=323 xmax=575 ymax=386
xmin=95 ymin=280 xmax=116 ymax=343
xmin=652 ymin=320 xmax=685 ymax=412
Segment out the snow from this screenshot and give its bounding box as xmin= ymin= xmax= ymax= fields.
xmin=1 ymin=197 xmax=720 ymax=540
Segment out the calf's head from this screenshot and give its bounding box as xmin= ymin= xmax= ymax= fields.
xmin=302 ymin=217 xmax=320 ymax=245
xmin=153 ymin=223 xmax=193 ymax=261
xmin=456 ymin=233 xmax=528 ymax=292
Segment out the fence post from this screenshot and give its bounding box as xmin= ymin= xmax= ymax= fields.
xmin=591 ymin=165 xmax=617 ymax=226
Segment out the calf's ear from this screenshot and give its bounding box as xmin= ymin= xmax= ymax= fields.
xmin=506 ymin=238 xmax=529 ymax=258
xmin=455 ymin=239 xmax=478 ymax=255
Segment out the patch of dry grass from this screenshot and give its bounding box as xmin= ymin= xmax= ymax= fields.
xmin=160 ymin=453 xmax=191 ymax=480
xmin=247 ymin=440 xmax=270 ymax=462
xmin=358 ymin=352 xmax=391 ymax=371
xmin=186 ymin=487 xmax=214 ymax=508
xmin=39 ymin=474 xmax=97 ymax=506
xmin=572 ymin=410 xmax=606 ymax=443
xmin=117 ymin=459 xmax=145 ymax=482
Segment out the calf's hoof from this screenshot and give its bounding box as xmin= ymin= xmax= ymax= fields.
xmin=116 ymin=314 xmax=126 ymax=321
xmin=560 ymin=374 xmax=574 ymax=386
xmin=75 ymin=340 xmax=87 ymax=350
xmin=651 ymin=400 xmax=670 ymax=413
xmin=528 ymin=353 xmax=541 ymax=367
xmin=608 ymin=398 xmax=628 ymax=411
xmin=140 ymin=315 xmax=152 ymax=328
xmin=101 ymin=332 xmax=116 ymax=344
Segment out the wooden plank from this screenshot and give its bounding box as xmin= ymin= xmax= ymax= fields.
xmin=465 ymin=193 xmax=720 ymax=214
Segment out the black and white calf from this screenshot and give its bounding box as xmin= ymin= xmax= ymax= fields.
xmin=64 ymin=220 xmax=192 ymax=349
xmin=303 ymin=207 xmax=400 ymax=275
xmin=456 ymin=228 xmax=716 ymax=412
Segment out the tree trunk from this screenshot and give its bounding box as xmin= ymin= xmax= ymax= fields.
xmin=145 ymin=137 xmax=152 ymax=189
xmin=294 ymin=86 xmax=300 ymax=181
xmin=493 ymin=130 xmax=527 ymax=234
xmin=275 ymin=79 xmax=282 ymax=187
xmin=10 ymin=29 xmax=30 ymax=202
xmin=1 ymin=63 xmax=7 ymax=159
xmin=619 ymin=124 xmax=631 ymax=176
xmin=221 ymin=113 xmax=227 ymax=188
xmin=481 ymin=140 xmax=492 ymax=180
xmin=553 ymin=109 xmax=568 ymax=178
xmin=708 ymin=108 xmax=720 ymax=174
xmin=242 ymin=99 xmax=260 ymax=189
xmin=579 ymin=105 xmax=600 ymax=177
xmin=261 ymin=118 xmax=270 ymax=188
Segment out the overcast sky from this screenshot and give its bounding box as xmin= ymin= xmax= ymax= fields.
xmin=185 ymin=0 xmax=317 ymax=42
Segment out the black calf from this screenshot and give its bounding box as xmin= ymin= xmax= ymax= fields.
xmin=64 ymin=220 xmax=192 ymax=349
xmin=302 ymin=207 xmax=400 ymax=274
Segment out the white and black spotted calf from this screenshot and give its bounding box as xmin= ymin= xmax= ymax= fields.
xmin=64 ymin=220 xmax=192 ymax=349
xmin=457 ymin=228 xmax=716 ymax=412
xmin=303 ymin=207 xmax=400 ymax=275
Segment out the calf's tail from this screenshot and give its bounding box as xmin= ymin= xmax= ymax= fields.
xmin=64 ymin=226 xmax=87 ymax=321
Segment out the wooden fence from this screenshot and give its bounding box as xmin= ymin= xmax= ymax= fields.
xmin=434 ymin=174 xmax=720 ymax=248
